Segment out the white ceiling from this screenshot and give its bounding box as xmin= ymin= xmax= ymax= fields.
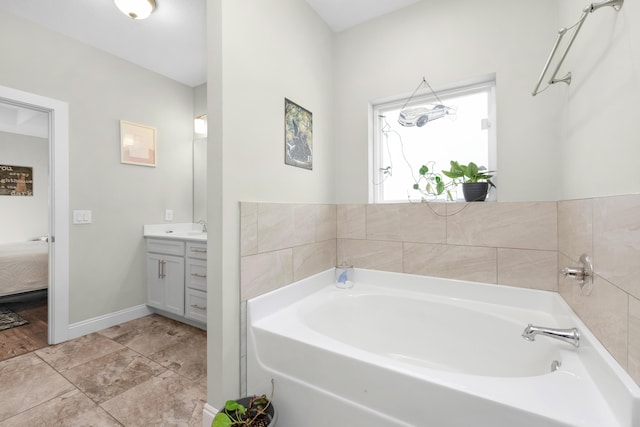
xmin=0 ymin=0 xmax=420 ymax=89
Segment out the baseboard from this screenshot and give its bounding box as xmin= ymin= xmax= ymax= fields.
xmin=68 ymin=304 xmax=153 ymax=339
xmin=203 ymin=403 xmax=218 ymax=427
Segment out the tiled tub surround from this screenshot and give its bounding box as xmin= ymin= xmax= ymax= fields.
xmin=558 ymin=195 xmax=640 ymax=385
xmin=239 ymin=197 xmax=640 ymax=386
xmin=240 ymin=203 xmax=337 ymax=301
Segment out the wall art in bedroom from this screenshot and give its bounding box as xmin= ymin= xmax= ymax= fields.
xmin=0 ymin=164 xmax=33 ymax=196
xmin=284 ymin=98 xmax=313 ymax=170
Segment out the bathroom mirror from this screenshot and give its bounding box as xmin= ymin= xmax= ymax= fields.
xmin=193 ymin=136 xmax=207 ymax=223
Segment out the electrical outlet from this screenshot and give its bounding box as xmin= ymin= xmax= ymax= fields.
xmin=165 ymin=209 xmax=173 ymax=221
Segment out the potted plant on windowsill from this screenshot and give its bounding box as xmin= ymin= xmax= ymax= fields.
xmin=212 ymin=381 xmax=277 ymax=427
xmin=411 ymin=162 xmax=456 ymax=201
xmin=442 ymin=161 xmax=496 ymax=202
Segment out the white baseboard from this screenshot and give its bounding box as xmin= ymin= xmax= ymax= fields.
xmin=68 ymin=304 xmax=153 ymax=339
xmin=203 ymin=403 xmax=218 ymax=427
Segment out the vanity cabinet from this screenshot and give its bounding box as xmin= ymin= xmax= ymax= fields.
xmin=146 ymin=239 xmax=185 ymax=316
xmin=184 ymin=242 xmax=208 ymax=323
xmin=145 ymin=237 xmax=207 ymax=326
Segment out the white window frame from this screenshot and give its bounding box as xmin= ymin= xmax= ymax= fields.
xmin=369 ymin=76 xmax=497 ymax=203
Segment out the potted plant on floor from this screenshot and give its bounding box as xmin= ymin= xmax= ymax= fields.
xmin=442 ymin=160 xmax=496 ymax=202
xmin=212 ymin=381 xmax=277 ymax=427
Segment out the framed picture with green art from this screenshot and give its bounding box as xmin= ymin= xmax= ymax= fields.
xmin=284 ymin=98 xmax=312 ymax=170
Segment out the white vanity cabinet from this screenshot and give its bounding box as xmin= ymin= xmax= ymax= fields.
xmin=184 ymin=242 xmax=208 ymax=323
xmin=146 ymin=239 xmax=185 ymax=316
xmin=145 ymin=234 xmax=207 ymax=326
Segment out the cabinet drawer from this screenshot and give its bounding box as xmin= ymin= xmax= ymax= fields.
xmin=146 ymin=238 xmax=185 ymax=256
xmin=186 ymin=259 xmax=207 ymax=292
xmin=185 ymin=288 xmax=207 ymax=323
xmin=186 ymin=242 xmax=207 ymax=260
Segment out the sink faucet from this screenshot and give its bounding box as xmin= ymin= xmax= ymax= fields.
xmin=197 ymin=220 xmax=207 ymax=233
xmin=522 ymin=324 xmax=580 ymax=348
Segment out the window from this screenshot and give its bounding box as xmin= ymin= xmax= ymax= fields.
xmin=371 ymin=78 xmax=496 ymax=203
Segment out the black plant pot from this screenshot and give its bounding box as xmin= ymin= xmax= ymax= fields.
xmin=231 ymin=397 xmax=277 ymax=426
xmin=462 ymin=182 xmax=489 ymax=202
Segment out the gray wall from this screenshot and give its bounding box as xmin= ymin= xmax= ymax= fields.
xmin=0 ymin=10 xmax=194 ymax=323
xmin=207 ymin=0 xmax=335 ymax=407
xmin=332 ymin=0 xmax=563 ymax=203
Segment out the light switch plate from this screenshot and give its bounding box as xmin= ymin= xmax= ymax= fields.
xmin=73 ymin=210 xmax=92 ymax=224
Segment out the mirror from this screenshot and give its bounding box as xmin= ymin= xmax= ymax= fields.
xmin=193 ymin=136 xmax=207 ymax=223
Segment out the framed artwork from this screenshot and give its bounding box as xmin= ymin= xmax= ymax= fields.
xmin=0 ymin=164 xmax=33 ymax=196
xmin=284 ymin=98 xmax=313 ymax=170
xmin=120 ymin=120 xmax=156 ymax=167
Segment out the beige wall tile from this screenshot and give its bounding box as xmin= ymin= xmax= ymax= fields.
xmin=629 ymin=296 xmax=640 ymax=385
xmin=558 ymin=252 xmax=578 ymax=308
xmin=240 ymin=249 xmax=293 ymax=301
xmin=337 ymin=239 xmax=402 ymax=272
xmin=257 ymin=204 xmax=295 ymax=253
xmin=497 ymin=249 xmax=557 ymax=291
xmin=557 ymin=199 xmax=593 ymax=263
xmin=404 ymin=243 xmax=497 ymax=283
xmin=446 ymin=202 xmax=557 ymax=250
xmin=293 ymin=240 xmax=337 ymax=282
xmin=367 ymin=204 xmax=446 ymax=243
xmin=315 ymin=204 xmax=337 ymax=242
xmin=570 ymin=274 xmax=628 ymax=368
xmin=593 ymin=194 xmax=640 ymax=300
xmin=337 ymin=204 xmax=366 ymax=239
xmin=292 ymin=204 xmax=316 ymax=246
xmin=240 ymin=202 xmax=258 ymax=256
xmin=366 ymin=204 xmax=403 ymax=241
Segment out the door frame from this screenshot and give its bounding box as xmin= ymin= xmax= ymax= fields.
xmin=0 ymin=85 xmax=69 ymax=344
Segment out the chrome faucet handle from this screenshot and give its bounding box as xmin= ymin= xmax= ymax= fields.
xmin=560 ymin=254 xmax=593 ymax=295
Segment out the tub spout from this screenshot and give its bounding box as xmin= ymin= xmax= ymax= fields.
xmin=522 ymin=324 xmax=580 ymax=348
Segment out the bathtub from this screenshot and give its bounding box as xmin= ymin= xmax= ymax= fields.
xmin=247 ymin=269 xmax=640 ymax=427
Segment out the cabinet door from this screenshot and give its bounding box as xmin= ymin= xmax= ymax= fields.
xmin=146 ymin=253 xmax=185 ymax=315
xmin=163 ymin=255 xmax=185 ymax=315
xmin=147 ymin=253 xmax=166 ymax=310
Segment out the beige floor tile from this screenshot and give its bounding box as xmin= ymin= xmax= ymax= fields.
xmin=35 ymin=332 xmax=126 ymax=372
xmin=98 ymin=315 xmax=199 ymax=356
xmin=0 ymin=353 xmax=75 ymax=421
xmin=61 ymin=348 xmax=166 ymax=404
xmin=149 ymin=329 xmax=207 ymax=382
xmin=101 ymin=370 xmax=205 ymax=427
xmin=0 ymin=389 xmax=121 ymax=427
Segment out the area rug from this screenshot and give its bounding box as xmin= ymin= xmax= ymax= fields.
xmin=0 ymin=306 xmax=29 ymax=331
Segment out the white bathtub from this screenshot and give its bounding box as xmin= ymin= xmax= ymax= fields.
xmin=247 ymin=269 xmax=640 ymax=427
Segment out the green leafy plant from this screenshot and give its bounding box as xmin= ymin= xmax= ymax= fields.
xmin=212 ymin=395 xmax=273 ymax=427
xmin=411 ymin=162 xmax=456 ymax=201
xmin=212 ymin=380 xmax=275 ymax=427
xmin=442 ymin=161 xmax=496 ymax=188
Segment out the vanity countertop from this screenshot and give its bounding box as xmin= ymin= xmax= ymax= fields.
xmin=143 ymin=223 xmax=207 ymax=242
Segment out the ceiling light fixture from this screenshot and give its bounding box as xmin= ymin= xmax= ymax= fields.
xmin=114 ymin=0 xmax=156 ymax=20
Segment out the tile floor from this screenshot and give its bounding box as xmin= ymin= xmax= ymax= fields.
xmin=0 ymin=314 xmax=207 ymax=426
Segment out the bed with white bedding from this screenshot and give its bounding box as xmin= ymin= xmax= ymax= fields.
xmin=0 ymin=240 xmax=48 ymax=297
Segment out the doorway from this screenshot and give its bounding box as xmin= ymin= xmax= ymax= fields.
xmin=0 ymin=85 xmax=69 ymax=345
